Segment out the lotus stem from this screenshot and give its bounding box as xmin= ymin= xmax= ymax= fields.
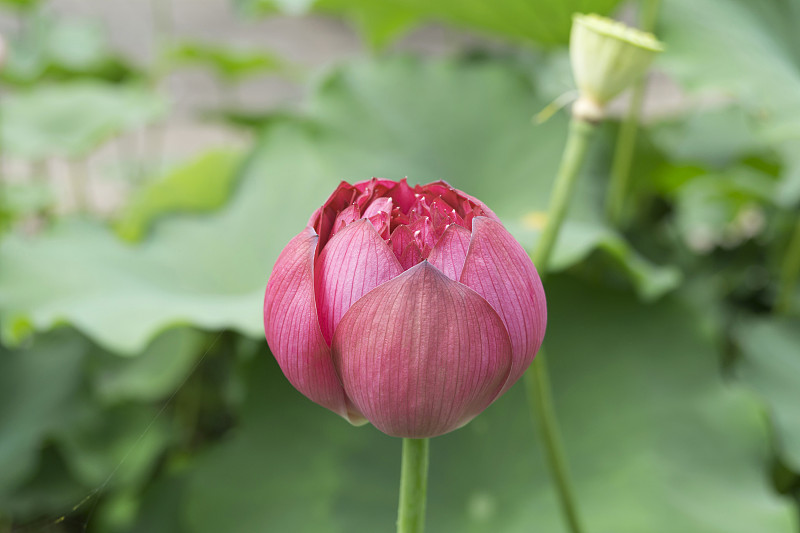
xmin=533 ymin=118 xmax=597 ymax=268
xmin=525 ymin=351 xmax=582 ymax=531
xmin=0 ymin=104 xmax=4 ymax=225
xmin=605 ymin=82 xmax=645 ymax=226
xmin=525 ymin=116 xmax=597 ymax=533
xmin=397 ymin=438 xmax=429 ymax=533
xmin=776 ymin=215 xmax=800 ymax=314
xmin=605 ymin=0 xmax=662 ymax=227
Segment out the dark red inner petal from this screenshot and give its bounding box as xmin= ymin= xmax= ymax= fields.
xmin=311 ymin=178 xmax=489 ymax=269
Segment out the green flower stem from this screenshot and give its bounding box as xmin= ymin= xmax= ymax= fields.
xmin=605 ymin=80 xmax=645 ymax=226
xmin=397 ymin=438 xmax=429 ymax=533
xmin=524 ymin=351 xmax=582 ymax=532
xmin=776 ymin=215 xmax=800 ymax=314
xmin=0 ymin=105 xmax=4 ymax=225
xmin=605 ymin=0 xmax=662 ymax=227
xmin=533 ymin=118 xmax=597 ymax=268
xmin=525 ymin=116 xmax=597 ymax=533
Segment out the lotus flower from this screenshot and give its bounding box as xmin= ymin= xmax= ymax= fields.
xmin=263 ymin=178 xmax=546 ymax=438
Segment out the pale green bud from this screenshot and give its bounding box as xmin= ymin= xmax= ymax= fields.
xmin=570 ymin=13 xmax=664 ymax=121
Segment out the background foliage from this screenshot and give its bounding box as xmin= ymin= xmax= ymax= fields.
xmin=1 ymin=0 xmax=799 ymax=531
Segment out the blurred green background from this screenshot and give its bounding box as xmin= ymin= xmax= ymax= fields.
xmin=1 ymin=0 xmax=800 ymax=531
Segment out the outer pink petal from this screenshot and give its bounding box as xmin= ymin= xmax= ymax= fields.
xmin=264 ymin=228 xmax=364 ymax=424
xmin=315 ymin=219 xmax=403 ymax=344
xmin=460 ymin=216 xmax=547 ymax=393
xmin=331 ymin=261 xmax=513 ymax=438
xmin=427 ymin=223 xmax=472 ymax=281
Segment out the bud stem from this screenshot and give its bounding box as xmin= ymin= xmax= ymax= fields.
xmin=525 ymin=115 xmax=597 ymax=533
xmin=605 ymin=79 xmax=646 ymax=225
xmin=606 ymin=0 xmax=662 ymax=227
xmin=397 ymin=438 xmax=429 ymax=533
xmin=525 ymin=351 xmax=583 ymax=532
xmin=533 ymin=118 xmax=597 ymax=269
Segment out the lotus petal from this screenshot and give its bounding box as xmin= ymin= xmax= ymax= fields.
xmin=331 ymin=261 xmax=513 ymax=438
xmin=263 ymin=228 xmax=364 ymax=423
xmin=427 ymin=223 xmax=472 ymax=281
xmin=315 ymin=219 xmax=403 ymax=344
xmin=460 ymin=216 xmax=547 ymax=392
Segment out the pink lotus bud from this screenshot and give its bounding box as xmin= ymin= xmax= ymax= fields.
xmin=263 ymin=178 xmax=546 ymax=438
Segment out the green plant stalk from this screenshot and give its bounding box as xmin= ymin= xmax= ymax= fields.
xmin=397 ymin=438 xmax=429 ymax=533
xmin=0 ymin=103 xmax=4 ymax=226
xmin=605 ymin=0 xmax=662 ymax=227
xmin=776 ymin=215 xmax=800 ymax=314
xmin=533 ymin=118 xmax=597 ymax=269
xmin=526 ymin=116 xmax=597 ymax=533
xmin=605 ymin=82 xmax=645 ymax=226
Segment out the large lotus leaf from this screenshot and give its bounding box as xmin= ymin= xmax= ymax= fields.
xmin=115 ymin=150 xmax=244 ymax=242
xmin=0 ymin=82 xmax=166 ymax=159
xmin=179 ymin=276 xmax=794 ymax=532
xmin=1 ymin=15 xmax=140 ymax=87
xmin=649 ymin=106 xmax=771 ymax=170
xmin=734 ymin=316 xmax=800 ymax=472
xmin=127 ymin=473 xmax=191 ymax=533
xmin=0 ymin=330 xmax=88 ymax=497
xmin=54 ymin=403 xmax=172 ymax=490
xmin=90 ymin=328 xmax=207 ymax=404
xmin=1 ymin=445 xmax=91 ymax=521
xmin=670 ymin=166 xmax=776 ymax=253
xmin=0 ymin=0 xmax=39 ymax=11
xmin=0 ymin=182 xmax=55 ymax=220
xmin=0 ymin=57 xmax=676 ymax=355
xmin=237 ymin=0 xmax=622 ymax=47
xmin=660 ymin=0 xmax=800 ymax=204
xmin=46 ymin=18 xmax=110 ymax=72
xmin=0 ymin=328 xmax=199 ymax=525
xmin=167 ymin=42 xmax=286 ymax=83
xmin=644 ymin=104 xmax=782 ymax=253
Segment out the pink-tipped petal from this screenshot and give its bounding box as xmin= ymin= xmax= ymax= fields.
xmin=390 ymin=225 xmax=423 ymax=269
xmin=427 ymin=223 xmax=472 ymax=281
xmin=331 ymin=261 xmax=513 ymax=438
xmin=407 ymin=216 xmax=436 ymax=257
xmin=391 ymin=225 xmax=414 ymax=256
xmin=363 ymin=196 xmax=393 ymax=219
xmin=429 ymin=198 xmax=454 ymax=234
xmin=387 ymin=178 xmax=416 ymax=212
xmin=311 ymin=181 xmax=358 ymax=247
xmin=367 ymin=211 xmax=391 ymax=239
xmin=460 ymin=217 xmax=547 ymax=393
xmin=264 ymin=228 xmax=364 ymax=424
xmin=397 ymin=241 xmax=422 ymax=271
xmin=315 ymin=219 xmax=403 ymax=344
xmin=330 ymin=203 xmax=360 ymax=239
